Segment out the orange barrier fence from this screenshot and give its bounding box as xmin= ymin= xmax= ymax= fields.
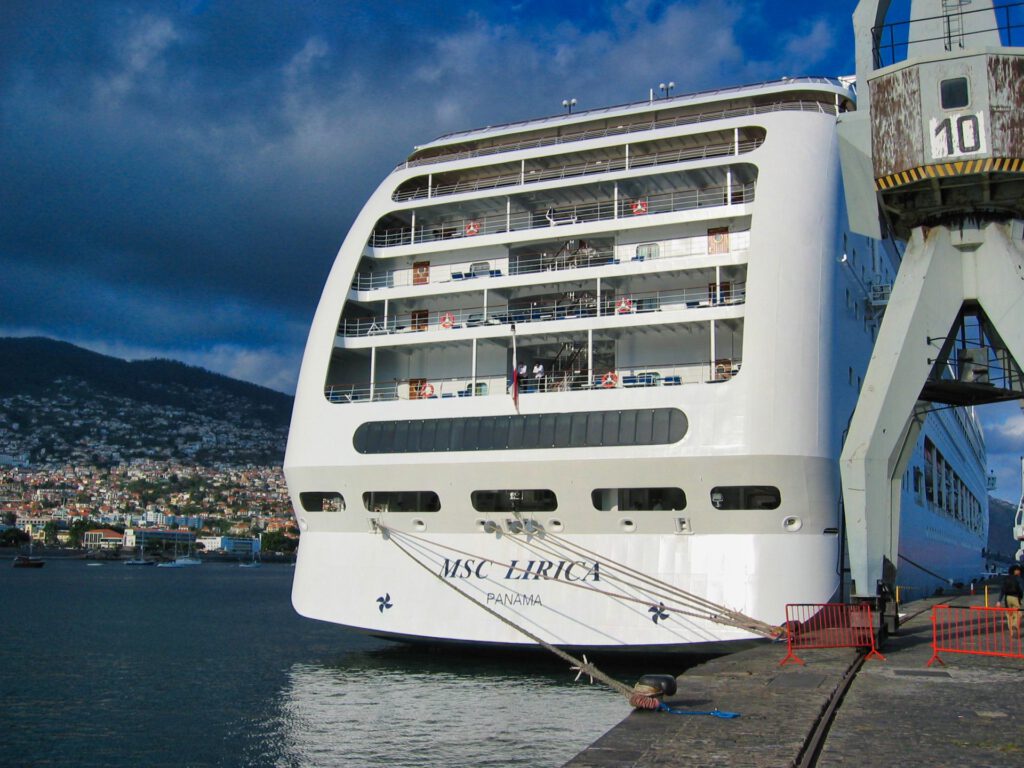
xmin=927 ymin=604 xmax=1024 ymax=667
xmin=780 ymin=603 xmax=886 ymax=666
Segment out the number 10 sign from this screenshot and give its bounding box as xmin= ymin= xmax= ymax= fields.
xmin=930 ymin=112 xmax=987 ymax=159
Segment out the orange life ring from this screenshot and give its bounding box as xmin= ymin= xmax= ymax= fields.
xmin=601 ymin=371 xmax=619 ymax=388
xmin=440 ymin=311 xmax=455 ymax=329
xmin=616 ymin=297 xmax=633 ymax=314
xmin=465 ymin=220 xmax=481 ymax=236
xmin=631 ymin=200 xmax=648 ymax=215
xmin=420 ymin=383 xmax=435 ymax=398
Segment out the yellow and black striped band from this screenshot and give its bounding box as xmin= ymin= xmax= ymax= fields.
xmin=875 ymin=157 xmax=1024 ymax=191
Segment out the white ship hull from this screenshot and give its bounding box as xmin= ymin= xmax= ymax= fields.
xmin=285 ymin=76 xmax=988 ymax=651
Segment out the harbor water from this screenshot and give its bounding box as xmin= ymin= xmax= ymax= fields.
xmin=1 ymin=558 xmax=632 ymax=767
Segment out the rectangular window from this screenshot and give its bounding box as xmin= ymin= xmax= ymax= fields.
xmin=710 ymin=486 xmax=781 ymax=510
xmin=940 ymin=77 xmax=969 ymax=110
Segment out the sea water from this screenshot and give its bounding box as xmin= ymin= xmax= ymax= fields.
xmin=1 ymin=559 xmax=638 ymax=767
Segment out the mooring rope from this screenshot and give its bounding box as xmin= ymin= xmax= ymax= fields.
xmin=504 ymin=527 xmax=780 ymax=637
xmin=383 ymin=527 xmax=636 ymax=699
xmin=377 ymin=522 xmax=780 ymax=639
xmin=523 ymin=528 xmax=781 ymax=637
xmin=387 ymin=524 xmax=738 ymax=628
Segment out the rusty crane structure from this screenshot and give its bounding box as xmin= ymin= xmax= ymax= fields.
xmin=838 ymin=0 xmax=1024 ymax=609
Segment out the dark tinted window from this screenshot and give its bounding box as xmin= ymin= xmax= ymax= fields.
xmin=591 ymin=488 xmax=686 ymax=511
xmin=299 ymin=492 xmax=345 ymax=512
xmin=940 ymin=77 xmax=969 ymax=109
xmin=471 ymin=489 xmax=557 ymax=512
xmin=363 ymin=491 xmax=441 ymax=512
xmin=709 ymin=486 xmax=781 ymax=510
xmin=353 ymin=409 xmax=688 ymax=453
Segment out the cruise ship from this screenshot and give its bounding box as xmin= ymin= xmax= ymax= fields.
xmin=284 ymin=75 xmax=988 ymax=652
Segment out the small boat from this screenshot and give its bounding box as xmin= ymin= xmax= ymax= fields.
xmin=157 ymin=556 xmax=202 ymax=568
xmin=13 ymin=539 xmax=45 ymax=568
xmin=124 ymin=539 xmax=155 ymax=566
xmin=239 ymin=552 xmax=262 ymax=568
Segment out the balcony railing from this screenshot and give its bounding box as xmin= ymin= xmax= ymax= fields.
xmin=392 ymin=137 xmax=764 ymax=202
xmin=350 ymin=231 xmax=751 ymax=292
xmin=400 ymin=94 xmax=841 ymax=170
xmin=337 ymin=284 xmax=746 ymax=338
xmin=369 ymin=181 xmax=756 ymax=248
xmin=323 ymin=358 xmax=743 ymax=404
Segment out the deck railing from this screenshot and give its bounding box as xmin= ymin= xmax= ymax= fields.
xmin=399 ymin=97 xmax=839 ymax=170
xmin=392 ymin=138 xmax=764 ymax=202
xmin=337 ymin=283 xmax=746 ymax=338
xmin=369 ymin=181 xmax=756 ymax=248
xmin=350 ymin=231 xmax=751 ymax=292
xmin=323 ymin=358 xmax=743 ymax=404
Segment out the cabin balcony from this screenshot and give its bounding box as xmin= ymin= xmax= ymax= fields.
xmin=324 ymin=319 xmax=744 ymax=405
xmin=391 ymin=129 xmax=765 ymax=202
xmin=349 ymin=228 xmax=750 ymax=294
xmin=323 ymin=356 xmax=744 ymax=405
xmin=336 ymin=280 xmax=746 ymax=342
xmin=400 ymin=83 xmax=846 ymax=169
xmin=367 ymin=170 xmax=757 ymax=250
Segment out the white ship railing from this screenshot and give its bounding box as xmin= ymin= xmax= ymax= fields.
xmin=400 ymin=96 xmax=841 ymax=170
xmin=338 ymin=284 xmax=746 ymax=338
xmin=392 ymin=138 xmax=764 ymax=202
xmin=351 ymin=231 xmax=751 ymax=292
xmin=369 ymin=181 xmax=756 ymax=248
xmin=323 ymin=358 xmax=743 ymax=404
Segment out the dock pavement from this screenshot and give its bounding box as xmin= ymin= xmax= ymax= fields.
xmin=564 ymin=594 xmax=1023 ymax=767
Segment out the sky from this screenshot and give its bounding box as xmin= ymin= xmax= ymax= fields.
xmin=1 ymin=0 xmax=1021 ymax=501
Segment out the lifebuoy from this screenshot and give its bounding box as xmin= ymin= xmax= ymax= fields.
xmin=631 ymin=200 xmax=648 ymax=215
xmin=440 ymin=311 xmax=455 ymax=329
xmin=601 ymin=371 xmax=619 ymax=388
xmin=616 ymin=297 xmax=633 ymax=314
xmin=420 ymin=383 xmax=435 ymax=398
xmin=465 ymin=220 xmax=481 ymax=236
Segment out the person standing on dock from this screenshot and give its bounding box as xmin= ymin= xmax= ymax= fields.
xmin=999 ymin=564 xmax=1024 ymax=635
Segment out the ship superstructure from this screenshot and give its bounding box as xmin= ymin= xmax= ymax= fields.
xmin=285 ymin=76 xmax=988 ymax=651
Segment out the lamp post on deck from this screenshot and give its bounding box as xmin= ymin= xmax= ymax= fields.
xmin=562 ymin=98 xmax=577 ymax=114
xmin=659 ymin=81 xmax=675 ymax=99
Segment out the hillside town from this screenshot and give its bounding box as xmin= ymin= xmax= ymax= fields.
xmin=0 ymin=461 xmax=297 ymax=557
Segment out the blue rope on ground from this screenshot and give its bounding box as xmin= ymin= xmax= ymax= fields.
xmin=658 ymin=703 xmax=740 ymax=718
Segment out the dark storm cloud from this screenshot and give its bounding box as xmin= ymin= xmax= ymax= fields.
xmin=0 ymin=1 xmax=854 ymax=390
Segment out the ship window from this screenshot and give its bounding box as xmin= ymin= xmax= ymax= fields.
xmin=353 ymin=408 xmax=688 ymax=453
xmin=471 ymin=489 xmax=557 ymax=512
xmin=299 ymin=492 xmax=345 ymax=512
xmin=363 ymin=491 xmax=440 ymax=513
xmin=636 ymin=243 xmax=659 ymax=260
xmin=940 ymin=77 xmax=969 ymax=110
xmin=591 ymin=488 xmax=686 ymax=511
xmin=709 ymin=485 xmax=781 ymax=510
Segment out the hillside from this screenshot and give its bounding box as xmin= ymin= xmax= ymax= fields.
xmin=0 ymin=337 xmax=292 ymax=466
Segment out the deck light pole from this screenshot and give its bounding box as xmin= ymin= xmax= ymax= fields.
xmin=659 ymin=81 xmax=675 ymax=98
xmin=562 ymin=98 xmax=576 ymax=113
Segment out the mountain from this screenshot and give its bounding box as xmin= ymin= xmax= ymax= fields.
xmin=0 ymin=337 xmax=292 ymax=467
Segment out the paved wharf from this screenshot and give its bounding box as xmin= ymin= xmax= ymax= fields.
xmin=565 ymin=595 xmax=1023 ymax=767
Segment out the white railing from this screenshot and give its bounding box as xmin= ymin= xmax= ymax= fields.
xmin=350 ymin=231 xmax=751 ymax=292
xmin=369 ymin=181 xmax=756 ymax=248
xmin=392 ymin=138 xmax=764 ymax=202
xmin=323 ymin=358 xmax=743 ymax=404
xmin=399 ymin=97 xmax=839 ymax=169
xmin=337 ymin=283 xmax=746 ymax=338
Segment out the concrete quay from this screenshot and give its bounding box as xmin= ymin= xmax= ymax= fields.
xmin=565 ymin=595 xmax=1023 ymax=767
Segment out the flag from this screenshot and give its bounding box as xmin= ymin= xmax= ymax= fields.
xmin=511 ymin=326 xmax=519 ymax=412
